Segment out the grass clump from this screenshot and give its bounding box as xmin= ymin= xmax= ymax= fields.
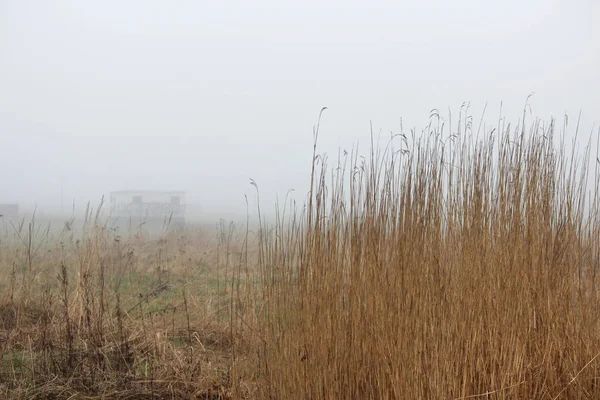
xmin=256 ymin=109 xmax=600 ymax=399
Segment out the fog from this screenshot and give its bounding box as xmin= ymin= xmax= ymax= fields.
xmin=1 ymin=0 xmax=599 ymax=222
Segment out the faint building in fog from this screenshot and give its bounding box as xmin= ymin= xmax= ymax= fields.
xmin=109 ymin=190 xmax=186 ymax=233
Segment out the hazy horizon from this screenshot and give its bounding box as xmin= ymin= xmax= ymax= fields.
xmin=1 ymin=0 xmax=599 ymax=220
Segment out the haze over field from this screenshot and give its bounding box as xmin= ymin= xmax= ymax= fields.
xmin=1 ymin=0 xmax=599 ymax=219
xmin=4 ymin=3 xmax=600 ymax=399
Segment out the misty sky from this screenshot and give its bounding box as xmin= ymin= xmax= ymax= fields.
xmin=1 ymin=0 xmax=599 ymax=218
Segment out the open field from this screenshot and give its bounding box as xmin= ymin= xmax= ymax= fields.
xmin=2 ymin=113 xmax=600 ymax=399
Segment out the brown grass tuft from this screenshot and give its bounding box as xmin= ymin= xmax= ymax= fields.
xmin=256 ymin=112 xmax=600 ymax=399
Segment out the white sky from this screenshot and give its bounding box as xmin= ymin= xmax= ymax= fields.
xmin=1 ymin=0 xmax=599 ymax=218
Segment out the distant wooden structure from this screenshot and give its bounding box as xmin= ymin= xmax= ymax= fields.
xmin=109 ymin=191 xmax=186 ymax=233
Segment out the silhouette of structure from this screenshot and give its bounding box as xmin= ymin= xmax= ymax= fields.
xmin=109 ymin=190 xmax=186 ymax=234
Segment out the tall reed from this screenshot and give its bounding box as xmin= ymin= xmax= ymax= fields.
xmin=257 ymin=113 xmax=600 ymax=399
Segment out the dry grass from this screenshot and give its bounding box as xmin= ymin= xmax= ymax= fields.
xmin=256 ymin=110 xmax=600 ymax=399
xmin=2 ymin=108 xmax=600 ymax=399
xmin=0 ymin=212 xmax=260 ymax=399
